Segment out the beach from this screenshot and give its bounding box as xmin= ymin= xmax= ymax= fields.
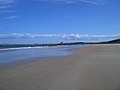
xmin=0 ymin=44 xmax=120 ymax=90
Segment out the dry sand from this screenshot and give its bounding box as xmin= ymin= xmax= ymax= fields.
xmin=0 ymin=44 xmax=120 ymax=90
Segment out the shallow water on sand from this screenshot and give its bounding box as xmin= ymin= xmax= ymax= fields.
xmin=0 ymin=45 xmax=88 ymax=63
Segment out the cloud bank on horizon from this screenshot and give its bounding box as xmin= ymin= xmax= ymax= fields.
xmin=0 ymin=33 xmax=120 ymax=41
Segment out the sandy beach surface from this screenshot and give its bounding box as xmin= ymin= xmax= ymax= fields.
xmin=0 ymin=44 xmax=120 ymax=90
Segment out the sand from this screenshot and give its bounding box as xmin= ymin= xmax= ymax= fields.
xmin=0 ymin=44 xmax=120 ymax=90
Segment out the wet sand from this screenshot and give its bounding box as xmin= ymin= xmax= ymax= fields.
xmin=0 ymin=44 xmax=120 ymax=90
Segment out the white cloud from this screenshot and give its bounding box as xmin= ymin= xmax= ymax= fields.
xmin=0 ymin=0 xmax=15 ymax=7
xmin=0 ymin=9 xmax=15 ymax=13
xmin=0 ymin=33 xmax=120 ymax=42
xmin=0 ymin=4 xmax=13 ymax=9
xmin=0 ymin=0 xmax=18 ymax=19
xmin=0 ymin=0 xmax=15 ymax=5
xmin=79 ymin=0 xmax=105 ymax=5
xmin=4 ymin=15 xmax=18 ymax=19
xmin=38 ymin=0 xmax=106 ymax=5
xmin=0 ymin=0 xmax=16 ymax=12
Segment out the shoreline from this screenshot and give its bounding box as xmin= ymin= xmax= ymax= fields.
xmin=0 ymin=45 xmax=89 ymax=64
xmin=0 ymin=44 xmax=120 ymax=90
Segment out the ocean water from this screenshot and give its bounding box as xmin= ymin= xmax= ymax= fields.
xmin=0 ymin=45 xmax=88 ymax=63
xmin=0 ymin=37 xmax=90 ymax=63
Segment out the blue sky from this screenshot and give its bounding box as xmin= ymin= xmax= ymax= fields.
xmin=0 ymin=0 xmax=120 ymax=35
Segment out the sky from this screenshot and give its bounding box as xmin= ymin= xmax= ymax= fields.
xmin=0 ymin=0 xmax=120 ymax=35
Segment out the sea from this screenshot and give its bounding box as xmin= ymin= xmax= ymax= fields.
xmin=0 ymin=38 xmax=89 ymax=63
